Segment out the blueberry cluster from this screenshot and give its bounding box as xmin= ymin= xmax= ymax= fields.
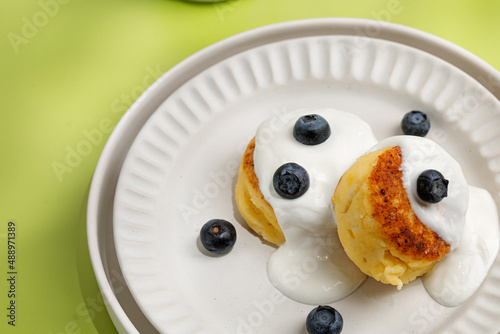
xmin=272 ymin=114 xmax=332 ymax=199
xmin=198 ymin=109 xmax=447 ymax=333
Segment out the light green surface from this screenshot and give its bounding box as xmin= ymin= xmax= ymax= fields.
xmin=0 ymin=0 xmax=499 ymax=332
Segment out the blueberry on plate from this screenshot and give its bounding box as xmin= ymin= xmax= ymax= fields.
xmin=417 ymin=169 xmax=449 ymax=203
xmin=306 ymin=305 xmax=343 ymax=334
xmin=293 ymin=114 xmax=331 ymax=145
xmin=200 ymin=219 xmax=236 ymax=254
xmin=401 ymin=110 xmax=430 ymax=136
xmin=273 ymin=162 xmax=309 ymax=199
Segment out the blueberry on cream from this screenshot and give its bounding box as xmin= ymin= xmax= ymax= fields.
xmin=252 ymin=109 xmax=378 ymax=304
xmin=293 ymin=114 xmax=331 ymax=145
xmin=417 ymin=169 xmax=449 ymax=203
xmin=235 ymin=108 xmax=499 ymax=309
xmin=273 ymin=163 xmax=309 ymax=199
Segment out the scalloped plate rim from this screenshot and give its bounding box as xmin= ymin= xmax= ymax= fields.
xmin=87 ymin=18 xmax=500 ymax=334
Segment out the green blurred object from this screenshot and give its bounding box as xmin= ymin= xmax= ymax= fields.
xmin=0 ymin=0 xmax=499 ymax=332
xmin=185 ymin=0 xmax=229 ymax=2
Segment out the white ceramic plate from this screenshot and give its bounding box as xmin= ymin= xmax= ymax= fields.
xmin=113 ymin=34 xmax=500 ymax=334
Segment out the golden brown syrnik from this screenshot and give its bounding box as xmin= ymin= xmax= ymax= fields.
xmin=235 ymin=108 xmax=379 ymax=304
xmin=235 ymin=138 xmax=284 ymax=246
xmin=333 ymin=146 xmax=452 ymax=289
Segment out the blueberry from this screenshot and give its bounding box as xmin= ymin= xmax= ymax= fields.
xmin=293 ymin=114 xmax=331 ymax=145
xmin=306 ymin=305 xmax=343 ymax=334
xmin=273 ymin=163 xmax=309 ymax=199
xmin=401 ymin=110 xmax=430 ymax=136
xmin=200 ymin=219 xmax=236 ymax=254
xmin=417 ymin=169 xmax=449 ymax=203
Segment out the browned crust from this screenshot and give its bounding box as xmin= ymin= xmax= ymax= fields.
xmin=242 ymin=138 xmax=260 ymax=191
xmin=236 ymin=138 xmax=285 ymax=245
xmin=368 ymin=146 xmax=450 ymax=262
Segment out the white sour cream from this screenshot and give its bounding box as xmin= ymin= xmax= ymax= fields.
xmin=422 ymin=186 xmax=500 ymax=307
xmin=253 ymin=112 xmax=497 ymax=307
xmin=369 ymin=136 xmax=469 ymax=249
xmin=253 ymin=108 xmax=378 ymax=304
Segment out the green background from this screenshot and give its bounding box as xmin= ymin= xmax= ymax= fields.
xmin=0 ymin=0 xmax=499 ymax=332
